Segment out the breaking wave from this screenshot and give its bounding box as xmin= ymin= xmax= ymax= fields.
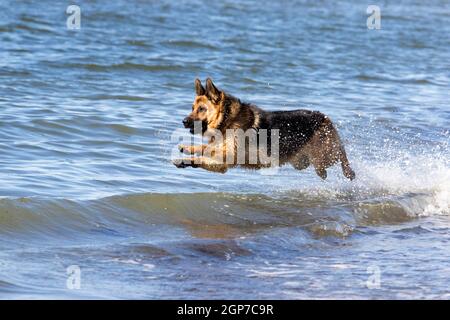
xmin=0 ymin=149 xmax=448 ymax=241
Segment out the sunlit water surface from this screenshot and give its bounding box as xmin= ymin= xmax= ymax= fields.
xmin=0 ymin=0 xmax=449 ymax=299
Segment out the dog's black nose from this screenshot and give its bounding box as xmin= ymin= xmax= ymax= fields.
xmin=182 ymin=117 xmax=191 ymax=128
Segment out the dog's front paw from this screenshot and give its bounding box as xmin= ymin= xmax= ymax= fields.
xmin=173 ymin=158 xmax=199 ymax=168
xmin=178 ymin=144 xmax=193 ymax=154
xmin=173 ymin=158 xmax=200 ymax=169
xmin=173 ymin=158 xmax=187 ymax=168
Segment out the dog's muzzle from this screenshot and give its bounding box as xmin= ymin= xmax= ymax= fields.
xmin=183 ymin=117 xmax=207 ymax=134
xmin=183 ymin=117 xmax=193 ymax=129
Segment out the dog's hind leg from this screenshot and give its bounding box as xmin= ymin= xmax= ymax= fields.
xmin=290 ymin=154 xmax=310 ymax=171
xmin=339 ymin=146 xmax=355 ymax=180
xmin=291 ymin=152 xmax=327 ymax=179
xmin=321 ymin=118 xmax=355 ymax=181
xmin=313 ymin=164 xmax=327 ymax=180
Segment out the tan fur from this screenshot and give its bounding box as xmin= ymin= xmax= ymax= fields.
xmin=290 ymin=118 xmax=354 ymax=179
xmin=175 ymin=78 xmax=355 ymax=180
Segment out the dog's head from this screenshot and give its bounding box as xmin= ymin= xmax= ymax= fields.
xmin=183 ymin=78 xmax=225 ymax=134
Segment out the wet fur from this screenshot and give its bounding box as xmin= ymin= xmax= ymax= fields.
xmin=175 ymin=78 xmax=355 ymax=180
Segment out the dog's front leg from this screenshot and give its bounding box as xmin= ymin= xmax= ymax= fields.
xmin=178 ymin=144 xmax=207 ymax=155
xmin=173 ymin=157 xmax=228 ymax=173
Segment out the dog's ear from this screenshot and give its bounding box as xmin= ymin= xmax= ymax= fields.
xmin=205 ymin=78 xmax=221 ymax=102
xmin=194 ymin=78 xmax=205 ymax=96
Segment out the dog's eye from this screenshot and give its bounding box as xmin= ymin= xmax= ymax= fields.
xmin=198 ymin=106 xmax=206 ymax=112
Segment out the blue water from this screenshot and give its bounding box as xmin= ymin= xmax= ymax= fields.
xmin=0 ymin=0 xmax=449 ymax=299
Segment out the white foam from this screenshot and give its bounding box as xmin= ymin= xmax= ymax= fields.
xmin=353 ymin=153 xmax=450 ymax=216
xmin=267 ymin=147 xmax=450 ymax=217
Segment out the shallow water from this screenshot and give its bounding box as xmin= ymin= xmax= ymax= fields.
xmin=0 ymin=0 xmax=449 ymax=299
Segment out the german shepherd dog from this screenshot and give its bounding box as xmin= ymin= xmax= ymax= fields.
xmin=174 ymin=78 xmax=355 ymax=180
